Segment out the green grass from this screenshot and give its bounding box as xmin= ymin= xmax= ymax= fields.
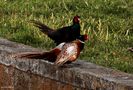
xmin=0 ymin=0 xmax=133 ymax=73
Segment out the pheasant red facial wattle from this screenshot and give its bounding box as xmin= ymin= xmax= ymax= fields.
xmin=84 ymin=34 xmax=89 ymax=41
xmin=73 ymin=15 xmax=80 ymax=23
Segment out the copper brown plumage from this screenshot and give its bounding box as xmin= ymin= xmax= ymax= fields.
xmin=13 ymin=34 xmax=88 ymax=66
xmin=30 ymin=16 xmax=81 ymax=45
xmin=13 ymin=43 xmax=65 ymax=62
xmin=55 ymin=34 xmax=88 ymax=66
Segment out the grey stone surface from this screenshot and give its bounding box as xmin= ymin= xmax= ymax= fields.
xmin=0 ymin=38 xmax=133 ymax=90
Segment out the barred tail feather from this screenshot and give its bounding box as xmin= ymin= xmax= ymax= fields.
xmin=12 ymin=50 xmax=58 ymax=62
xmin=12 ymin=52 xmax=48 ymax=59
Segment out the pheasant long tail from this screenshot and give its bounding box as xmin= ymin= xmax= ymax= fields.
xmin=12 ymin=51 xmax=50 ymax=59
xmin=12 ymin=50 xmax=59 ymax=62
xmin=30 ymin=20 xmax=54 ymax=35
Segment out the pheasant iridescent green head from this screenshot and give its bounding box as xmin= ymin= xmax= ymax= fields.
xmin=73 ymin=15 xmax=80 ymax=24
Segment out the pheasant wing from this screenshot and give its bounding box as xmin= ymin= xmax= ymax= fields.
xmin=55 ymin=43 xmax=78 ymax=66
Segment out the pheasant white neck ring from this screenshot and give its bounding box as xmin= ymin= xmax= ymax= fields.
xmin=77 ymin=39 xmax=85 ymax=43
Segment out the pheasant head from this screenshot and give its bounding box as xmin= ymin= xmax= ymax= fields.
xmin=73 ymin=15 xmax=80 ymax=24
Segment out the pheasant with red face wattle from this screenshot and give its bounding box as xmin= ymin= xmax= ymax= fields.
xmin=55 ymin=34 xmax=88 ymax=66
xmin=13 ymin=34 xmax=89 ymax=66
xmin=30 ymin=16 xmax=81 ymax=45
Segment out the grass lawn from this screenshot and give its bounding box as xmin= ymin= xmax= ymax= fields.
xmin=0 ymin=0 xmax=133 ymax=73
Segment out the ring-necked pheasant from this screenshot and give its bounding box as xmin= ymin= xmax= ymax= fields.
xmin=30 ymin=16 xmax=81 ymax=45
xmin=55 ymin=34 xmax=88 ymax=66
xmin=13 ymin=34 xmax=89 ymax=66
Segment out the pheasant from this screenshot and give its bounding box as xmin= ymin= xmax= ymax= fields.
xmin=30 ymin=16 xmax=81 ymax=45
xmin=13 ymin=34 xmax=89 ymax=66
xmin=55 ymin=34 xmax=88 ymax=66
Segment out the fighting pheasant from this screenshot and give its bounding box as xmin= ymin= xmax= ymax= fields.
xmin=30 ymin=16 xmax=81 ymax=45
xmin=13 ymin=34 xmax=89 ymax=66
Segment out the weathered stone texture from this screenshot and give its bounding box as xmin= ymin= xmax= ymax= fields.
xmin=0 ymin=38 xmax=133 ymax=90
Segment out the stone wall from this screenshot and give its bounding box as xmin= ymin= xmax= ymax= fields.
xmin=0 ymin=38 xmax=133 ymax=90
